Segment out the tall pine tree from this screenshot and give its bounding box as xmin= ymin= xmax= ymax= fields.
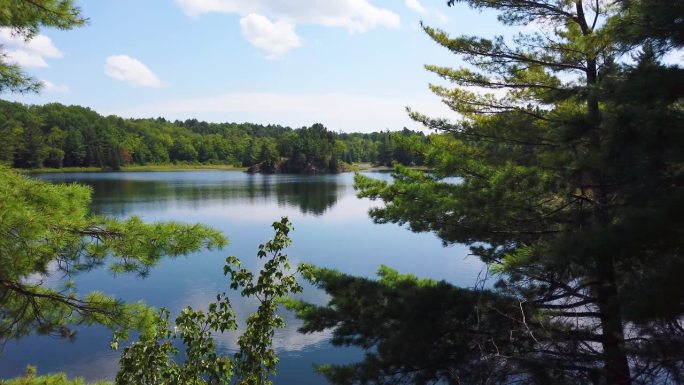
xmin=291 ymin=1 xmax=683 ymax=384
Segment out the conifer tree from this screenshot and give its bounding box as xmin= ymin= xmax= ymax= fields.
xmin=0 ymin=167 xmax=227 ymax=342
xmin=292 ymin=1 xmax=683 ymax=384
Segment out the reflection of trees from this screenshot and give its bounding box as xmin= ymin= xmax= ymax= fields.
xmin=274 ymin=181 xmax=340 ymax=216
xmin=62 ymin=175 xmax=344 ymax=217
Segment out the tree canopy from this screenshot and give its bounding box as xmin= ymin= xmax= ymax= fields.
xmin=0 ymin=100 xmax=427 ymax=172
xmin=292 ymin=1 xmax=684 ymax=384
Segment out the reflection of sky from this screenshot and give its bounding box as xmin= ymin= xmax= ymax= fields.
xmin=1 ymin=171 xmax=484 ymax=383
xmin=175 ymin=282 xmax=332 ymax=353
xmin=22 ymin=260 xmax=62 ymax=286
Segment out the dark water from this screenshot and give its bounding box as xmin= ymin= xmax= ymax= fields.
xmin=0 ymin=171 xmax=483 ymax=383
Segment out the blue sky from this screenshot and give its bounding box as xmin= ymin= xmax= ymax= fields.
xmin=1 ymin=0 xmax=506 ymax=132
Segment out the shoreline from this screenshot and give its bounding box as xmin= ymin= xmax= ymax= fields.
xmin=19 ymin=164 xmax=249 ymax=173
xmin=16 ymin=163 xmax=428 ymax=174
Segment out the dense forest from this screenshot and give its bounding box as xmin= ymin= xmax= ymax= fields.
xmin=0 ymin=100 xmax=427 ymax=172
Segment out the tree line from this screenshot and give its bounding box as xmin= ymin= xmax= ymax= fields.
xmin=0 ymin=100 xmax=428 ymax=172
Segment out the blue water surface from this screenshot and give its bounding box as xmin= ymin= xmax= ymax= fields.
xmin=0 ymin=170 xmax=483 ymax=383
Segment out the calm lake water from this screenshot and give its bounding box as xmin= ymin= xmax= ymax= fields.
xmin=1 ymin=170 xmax=483 ymax=384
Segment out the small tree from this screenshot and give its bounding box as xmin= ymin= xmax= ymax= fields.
xmin=115 ymin=218 xmax=313 ymax=385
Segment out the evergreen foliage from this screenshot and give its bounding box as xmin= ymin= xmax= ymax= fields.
xmin=286 ymin=266 xmax=526 ymax=385
xmin=0 ymin=167 xmax=226 ymax=343
xmin=293 ymin=1 xmax=684 ymax=384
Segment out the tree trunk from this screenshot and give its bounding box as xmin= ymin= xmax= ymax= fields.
xmin=595 ymin=257 xmax=632 ymax=385
xmin=576 ymin=0 xmax=631 ymax=379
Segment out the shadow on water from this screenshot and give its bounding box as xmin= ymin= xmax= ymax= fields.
xmin=40 ymin=171 xmax=345 ymax=217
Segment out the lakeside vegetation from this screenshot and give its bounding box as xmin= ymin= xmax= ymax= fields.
xmin=19 ymin=162 xmax=422 ymax=174
xmin=0 ymin=100 xmax=428 ymax=173
xmin=21 ymin=164 xmax=248 ymax=173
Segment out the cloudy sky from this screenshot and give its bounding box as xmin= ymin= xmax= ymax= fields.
xmin=1 ymin=0 xmax=505 ymax=132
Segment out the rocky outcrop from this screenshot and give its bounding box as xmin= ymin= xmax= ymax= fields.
xmin=247 ymin=159 xmax=351 ymax=174
xmin=247 ymin=162 xmax=281 ymax=174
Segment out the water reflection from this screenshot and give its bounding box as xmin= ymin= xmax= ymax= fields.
xmin=175 ymin=282 xmax=332 ymax=353
xmin=39 ymin=171 xmax=344 ymax=216
xmin=0 ymin=171 xmax=482 ymax=384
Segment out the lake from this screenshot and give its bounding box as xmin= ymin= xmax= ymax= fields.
xmin=0 ymin=170 xmax=483 ymax=384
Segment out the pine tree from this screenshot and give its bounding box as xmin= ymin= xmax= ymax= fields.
xmin=0 ymin=167 xmax=227 ymax=342
xmin=292 ymin=1 xmax=683 ymax=384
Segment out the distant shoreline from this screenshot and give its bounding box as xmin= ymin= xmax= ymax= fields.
xmin=19 ymin=164 xmax=248 ymax=173
xmin=17 ymin=163 xmax=428 ymax=174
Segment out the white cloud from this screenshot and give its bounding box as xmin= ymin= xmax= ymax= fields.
xmin=240 ymin=14 xmax=302 ymax=59
xmin=0 ymin=28 xmax=63 ymax=68
xmin=104 ymin=91 xmax=453 ymax=132
xmin=404 ymin=0 xmax=449 ymax=23
xmin=104 ymin=55 xmax=162 ymax=87
xmin=434 ymin=10 xmax=449 ymax=23
xmin=4 ymin=49 xmax=49 ymax=67
xmin=405 ymin=0 xmax=427 ymax=15
xmin=176 ymin=0 xmax=400 ymax=33
xmin=42 ymin=79 xmax=70 ymax=93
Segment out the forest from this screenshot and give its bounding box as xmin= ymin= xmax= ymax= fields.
xmin=0 ymin=100 xmax=428 ymax=172
xmin=1 ymin=0 xmax=683 ymax=385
